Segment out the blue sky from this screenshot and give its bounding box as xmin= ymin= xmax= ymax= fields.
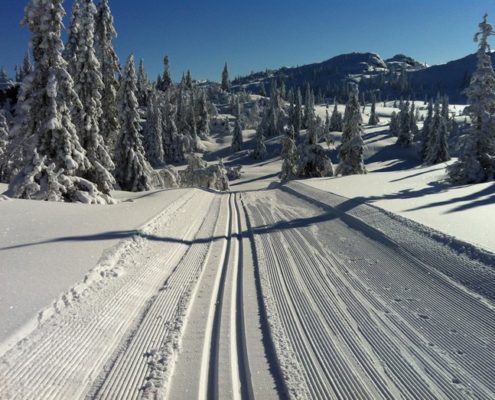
xmin=0 ymin=0 xmax=494 ymax=82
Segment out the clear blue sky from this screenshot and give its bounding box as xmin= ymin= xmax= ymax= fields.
xmin=0 ymin=0 xmax=494 ymax=82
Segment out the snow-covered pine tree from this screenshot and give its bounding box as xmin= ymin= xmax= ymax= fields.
xmin=115 ymin=55 xmax=154 ymax=191
xmin=330 ymin=102 xmax=343 ymax=132
xmin=336 ymin=84 xmax=366 ymax=175
xmin=368 ymin=95 xmax=380 ymax=125
xmin=410 ymin=101 xmax=419 ymax=138
xmin=293 ymin=88 xmax=303 ymax=137
xmin=296 ymin=116 xmax=334 ymax=178
xmin=95 ymin=0 xmax=120 ymax=150
xmin=143 ymin=89 xmax=165 ymax=167
xmin=259 ymin=81 xmax=284 ymax=137
xmin=251 ymin=124 xmax=266 ymax=160
xmin=231 ymin=117 xmax=243 ymax=153
xmin=161 ymin=89 xmax=184 ymax=162
xmin=18 ymin=52 xmax=33 ymax=82
xmin=0 ymin=110 xmax=9 ymax=162
xmin=136 ymin=58 xmax=149 ymax=107
xmin=419 ymin=99 xmax=433 ymax=160
xmin=6 ymin=0 xmax=113 ymax=203
xmin=303 ymin=83 xmax=315 ymax=129
xmin=221 ymin=62 xmax=230 ymax=92
xmin=280 ymin=126 xmax=298 ymax=181
xmin=397 ymin=100 xmax=412 ymax=146
xmin=448 ymin=14 xmax=495 ymax=183
xmin=158 ymin=56 xmax=172 ymax=92
xmin=71 ymin=0 xmax=116 ymax=194
xmin=185 ymin=70 xmax=193 ymax=91
xmin=63 ymin=0 xmax=81 ymax=78
xmin=196 ymin=89 xmax=210 ymax=139
xmin=389 ymin=111 xmax=400 ymax=136
xmin=425 ymin=96 xmax=450 ymax=165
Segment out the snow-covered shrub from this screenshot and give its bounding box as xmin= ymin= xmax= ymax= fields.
xmin=179 ymin=154 xmax=229 ymax=191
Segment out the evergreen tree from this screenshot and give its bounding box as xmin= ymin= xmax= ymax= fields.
xmin=185 ymin=70 xmax=193 ymax=90
xmin=63 ymin=0 xmax=82 ymax=78
xmin=18 ymin=52 xmax=33 ymax=82
xmin=231 ymin=117 xmax=243 ymax=152
xmin=196 ymin=89 xmax=210 ymax=139
xmin=251 ymin=125 xmax=266 ymax=160
xmin=0 ymin=110 xmax=9 ymax=161
xmin=158 ymin=56 xmax=172 ymax=91
xmin=95 ymin=0 xmax=120 ymax=150
xmin=161 ymin=89 xmax=184 ymax=162
xmin=259 ymin=81 xmax=284 ymax=137
xmin=397 ymin=100 xmax=412 ymax=146
xmin=336 ymin=84 xmax=366 ymax=175
xmin=136 ymin=58 xmax=149 ymax=106
xmin=293 ymin=88 xmax=303 ymax=136
xmin=280 ymin=126 xmax=298 ymax=180
xmin=71 ymin=0 xmax=115 ymax=194
xmin=221 ymin=62 xmax=230 ymax=92
xmin=419 ymin=99 xmax=434 ymax=159
xmin=143 ymin=90 xmax=165 ymax=167
xmin=389 ymin=111 xmax=400 ymax=136
xmin=368 ymin=95 xmax=380 ymax=125
xmin=6 ymin=0 xmax=113 ymax=203
xmin=330 ymin=102 xmax=343 ymax=131
xmin=410 ymin=101 xmax=419 ymax=138
xmin=303 ymin=83 xmax=315 ymax=128
xmin=425 ymin=97 xmax=450 ymax=165
xmin=115 ymin=55 xmax=154 ymax=191
xmin=448 ymin=14 xmax=495 ymax=183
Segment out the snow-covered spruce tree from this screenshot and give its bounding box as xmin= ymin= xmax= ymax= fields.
xmin=251 ymin=124 xmax=266 ymax=160
xmin=231 ymin=117 xmax=243 ymax=153
xmin=336 ymin=84 xmax=366 ymax=175
xmin=95 ymin=0 xmax=120 ymax=150
xmin=303 ymin=83 xmax=316 ymax=129
xmin=280 ymin=126 xmax=298 ymax=181
xmin=292 ymin=88 xmax=303 ymax=137
xmin=136 ymin=58 xmax=149 ymax=107
xmin=157 ymin=56 xmax=172 ymax=92
xmin=71 ymin=0 xmax=115 ymax=194
xmin=410 ymin=101 xmax=419 ymax=138
xmin=115 ymin=55 xmax=155 ymax=191
xmin=425 ymin=97 xmax=450 ymax=165
xmin=221 ymin=62 xmax=230 ymax=92
xmin=368 ymin=95 xmax=380 ymax=125
xmin=63 ymin=0 xmax=82 ymax=78
xmin=161 ymin=89 xmax=184 ymax=162
xmin=419 ymin=99 xmax=433 ymax=160
xmin=196 ymin=89 xmax=210 ymax=139
xmin=259 ymin=81 xmax=284 ymax=138
xmin=17 ymin=52 xmax=33 ymax=83
xmin=6 ymin=0 xmax=114 ymax=203
xmin=330 ymin=102 xmax=343 ymax=132
xmin=389 ymin=111 xmax=400 ymax=137
xmin=143 ymin=90 xmax=165 ymax=167
xmin=297 ymin=116 xmax=333 ymax=178
xmin=0 ymin=110 xmax=9 ymax=161
xmin=448 ymin=14 xmax=495 ymax=183
xmin=397 ymin=100 xmax=412 ymax=146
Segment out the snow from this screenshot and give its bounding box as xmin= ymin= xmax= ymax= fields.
xmin=1 ymin=98 xmax=495 ymax=399
xmin=0 ymin=185 xmax=190 ymax=353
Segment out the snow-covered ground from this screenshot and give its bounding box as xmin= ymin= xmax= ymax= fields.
xmin=1 ymin=103 xmax=494 ymax=399
xmin=0 ymin=185 xmax=190 ymax=351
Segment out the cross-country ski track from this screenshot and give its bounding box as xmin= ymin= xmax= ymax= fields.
xmin=1 ymin=182 xmax=494 ymax=400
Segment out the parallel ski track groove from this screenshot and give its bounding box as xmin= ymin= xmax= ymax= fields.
xmin=94 ymin=194 xmax=222 ymax=400
xmin=0 ymin=190 xmax=212 ymax=400
xmin=245 ymin=189 xmax=495 ymax=400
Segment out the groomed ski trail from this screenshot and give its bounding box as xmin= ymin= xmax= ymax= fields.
xmin=244 ymin=187 xmax=495 ymax=400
